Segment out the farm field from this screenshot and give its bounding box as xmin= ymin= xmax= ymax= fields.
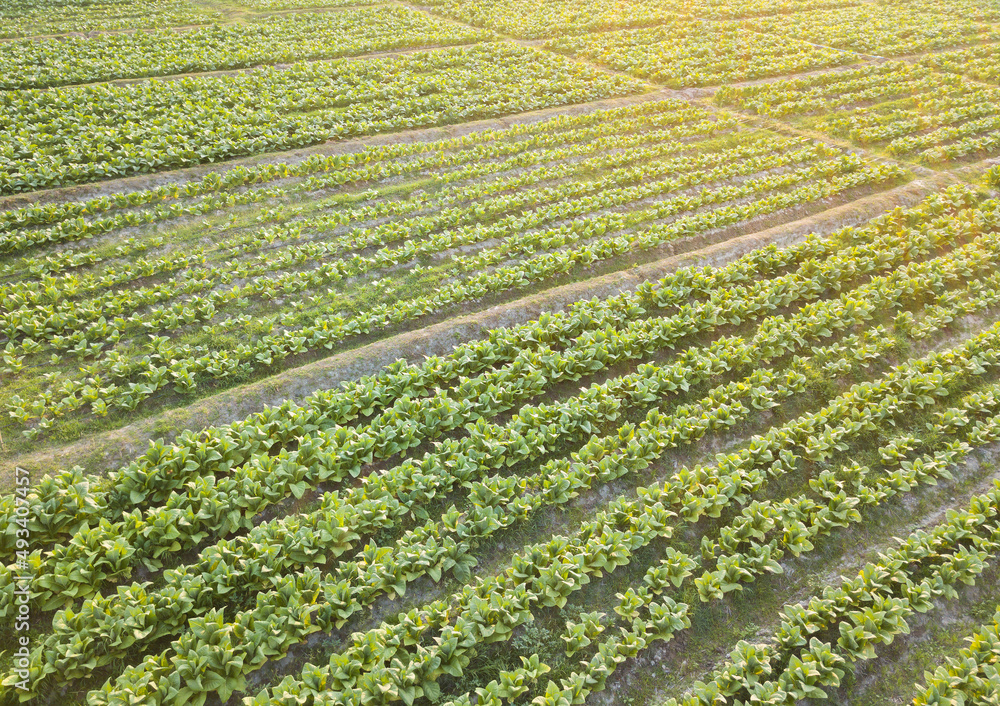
xmin=715 ymin=62 xmax=1000 ymax=164
xmin=0 ymin=0 xmax=221 ymax=38
xmin=7 ymin=1 xmax=1000 ymax=706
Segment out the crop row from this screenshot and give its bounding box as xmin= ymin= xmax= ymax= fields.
xmin=419 ymin=0 xmax=689 ymax=38
xmin=714 ymin=62 xmax=960 ymax=118
xmin=17 ymin=208 xmax=986 ymax=623
xmin=230 ymin=0 xmax=373 ymax=9
xmin=76 ymin=342 xmax=1000 ymax=706
xmin=885 ymin=0 xmax=1000 ymax=23
xmin=16 ymin=328 xmax=842 ymax=698
xmin=0 ymin=114 xmax=732 ymax=366
xmin=7 ymin=181 xmax=934 ymax=613
xmin=2 ymin=133 xmax=809 ymax=350
xmin=4 ymin=124 xmax=747 ymax=384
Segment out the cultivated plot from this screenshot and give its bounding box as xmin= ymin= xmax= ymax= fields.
xmin=0 ymin=0 xmax=220 ymax=38
xmin=416 ymin=0 xmax=689 ymax=39
xmin=228 ymin=0 xmax=377 ymax=8
xmin=8 ymin=1 xmax=1000 ymax=704
xmin=415 ymin=0 xmax=860 ymax=39
xmin=8 ymin=188 xmax=1000 ymax=706
xmin=0 ymin=42 xmax=642 ymax=194
xmin=878 ymin=0 xmax=1000 ymax=24
xmin=546 ymin=21 xmax=858 ymax=88
xmin=920 ymin=43 xmax=1000 ymax=85
xmin=742 ymin=4 xmax=1000 ymax=56
xmin=0 ymin=99 xmax=905 ymax=447
xmin=716 ymin=62 xmax=1000 ymax=164
xmin=0 ymin=8 xmax=492 ymax=90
